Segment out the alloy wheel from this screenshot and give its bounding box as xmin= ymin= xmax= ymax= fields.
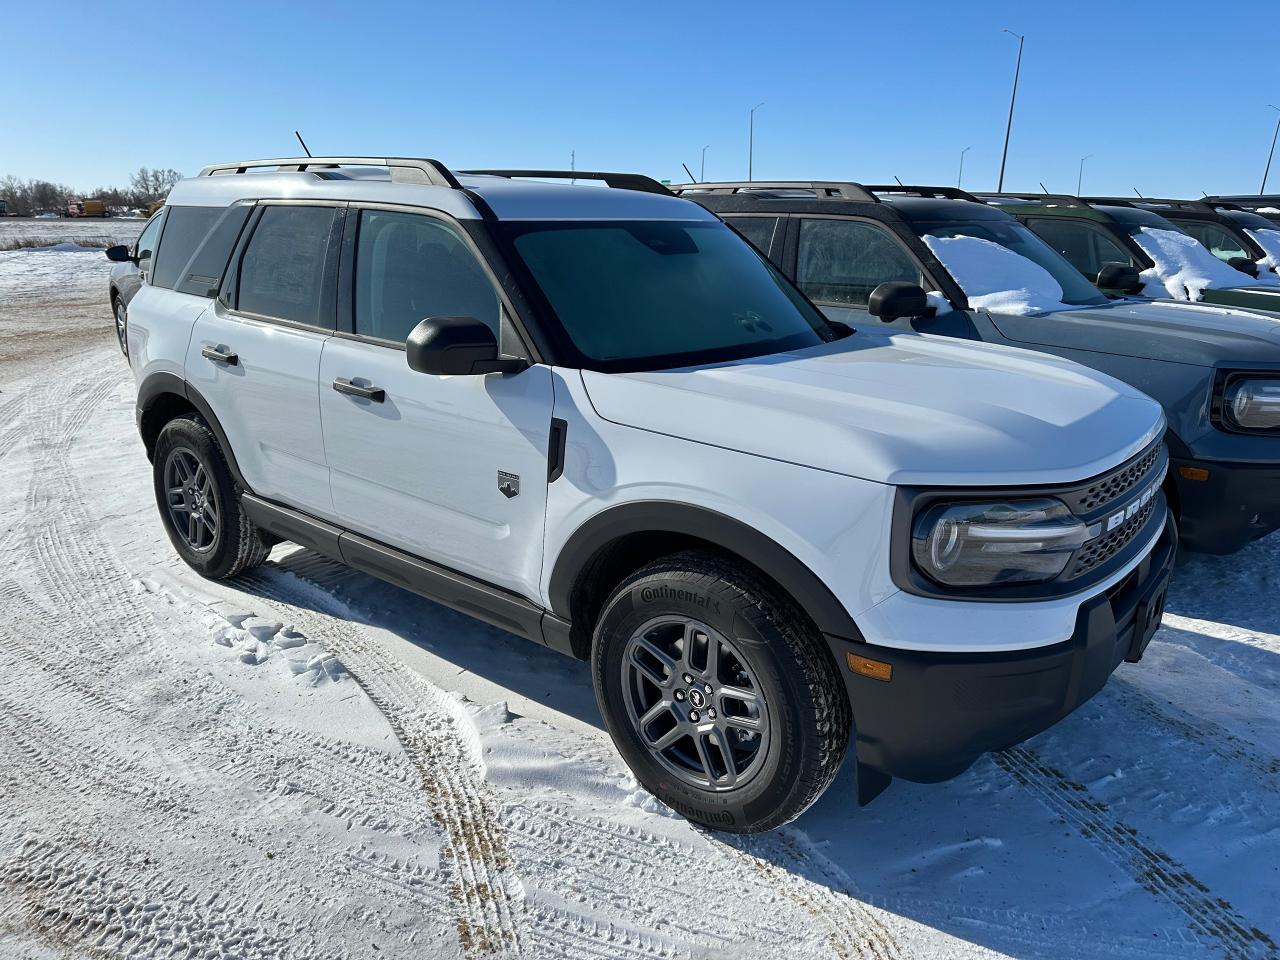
xmin=163 ymin=447 xmax=220 ymax=551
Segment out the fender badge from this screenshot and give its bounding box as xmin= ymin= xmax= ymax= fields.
xmin=497 ymin=471 xmax=520 ymax=499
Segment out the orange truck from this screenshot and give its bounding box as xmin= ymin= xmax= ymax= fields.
xmin=67 ymin=199 xmax=108 ymax=218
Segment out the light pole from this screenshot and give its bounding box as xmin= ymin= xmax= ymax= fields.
xmin=701 ymin=144 xmax=710 ymax=182
xmin=748 ymin=101 xmax=765 ymax=181
xmin=1076 ymin=154 xmax=1093 ymax=195
xmin=1262 ymin=105 xmax=1280 ymax=194
xmin=997 ymin=29 xmax=1024 ymax=192
xmin=958 ymin=146 xmax=971 ymax=187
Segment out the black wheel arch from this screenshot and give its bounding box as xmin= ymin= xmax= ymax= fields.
xmin=137 ymin=372 xmax=248 ymax=489
xmin=548 ymin=501 xmax=864 ymax=660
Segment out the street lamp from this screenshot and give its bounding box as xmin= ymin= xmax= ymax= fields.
xmin=1262 ymin=105 xmax=1280 ymax=194
xmin=701 ymin=144 xmax=710 ymax=182
xmin=997 ymin=29 xmax=1025 ymax=192
xmin=958 ymin=146 xmax=971 ymax=188
xmin=1077 ymin=154 xmax=1093 ymax=195
xmin=748 ymin=101 xmax=765 ymax=181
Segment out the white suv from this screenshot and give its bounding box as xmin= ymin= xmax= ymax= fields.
xmin=124 ymin=157 xmax=1175 ymax=832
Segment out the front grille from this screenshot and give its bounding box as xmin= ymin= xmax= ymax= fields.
xmin=1076 ymin=443 xmax=1163 ymax=512
xmin=1071 ymin=494 xmax=1160 ymax=578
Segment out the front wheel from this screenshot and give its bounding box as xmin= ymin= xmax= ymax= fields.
xmin=152 ymin=414 xmax=271 ymax=579
xmin=591 ymin=551 xmax=851 ymax=833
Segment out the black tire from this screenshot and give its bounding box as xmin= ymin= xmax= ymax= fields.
xmin=111 ymin=294 xmax=128 ymax=357
xmin=152 ymin=414 xmax=271 ymax=580
xmin=591 ymin=550 xmax=851 ymax=833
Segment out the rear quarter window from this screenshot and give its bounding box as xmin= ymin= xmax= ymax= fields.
xmin=151 ymin=206 xmax=225 ymax=290
xmin=174 ymin=206 xmax=253 ymax=298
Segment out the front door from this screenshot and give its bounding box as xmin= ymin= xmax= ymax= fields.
xmin=319 ymin=207 xmax=552 ymax=599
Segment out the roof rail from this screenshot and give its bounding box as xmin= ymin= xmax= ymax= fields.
xmin=864 ymin=184 xmax=981 ymax=202
xmin=973 ymin=191 xmax=1091 ymax=209
xmin=669 ymin=181 xmax=878 ymax=202
xmin=463 ymin=169 xmax=671 ymax=196
xmin=1205 ymin=194 xmax=1280 ymax=205
xmin=1081 ymin=196 xmax=1212 ymax=212
xmin=198 ymin=156 xmax=461 ymax=189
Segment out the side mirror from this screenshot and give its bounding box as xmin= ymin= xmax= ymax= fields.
xmin=406 ymin=316 xmax=527 ymax=376
xmin=868 ymin=282 xmax=931 ymax=322
xmin=1095 ymin=263 xmax=1144 ymax=294
xmin=105 ymin=244 xmax=133 ymax=263
xmin=1227 ymin=256 xmax=1260 ymax=278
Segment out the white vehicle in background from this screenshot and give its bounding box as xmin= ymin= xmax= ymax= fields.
xmin=120 ymin=157 xmax=1173 ymax=832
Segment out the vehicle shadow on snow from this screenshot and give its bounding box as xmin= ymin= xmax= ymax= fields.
xmin=230 ymin=544 xmax=1279 ymax=960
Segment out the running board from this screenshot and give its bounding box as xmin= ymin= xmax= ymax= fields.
xmin=241 ymin=494 xmax=564 ymax=650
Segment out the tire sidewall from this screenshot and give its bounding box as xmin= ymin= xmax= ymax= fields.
xmin=593 ymin=567 xmax=816 ymax=832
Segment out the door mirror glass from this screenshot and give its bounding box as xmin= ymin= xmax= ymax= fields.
xmin=1095 ymin=262 xmax=1144 ymax=293
xmin=406 ymin=316 xmax=526 ymax=376
xmin=105 ymin=244 xmax=132 ymax=263
xmin=868 ymin=282 xmax=930 ymax=322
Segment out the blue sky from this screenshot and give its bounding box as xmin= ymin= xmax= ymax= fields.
xmin=3 ymin=0 xmax=1277 ymax=197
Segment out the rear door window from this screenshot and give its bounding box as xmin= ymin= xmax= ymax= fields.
xmin=1172 ymin=220 xmax=1250 ymax=262
xmin=174 ymin=206 xmax=253 ymax=298
xmin=1025 ymin=217 xmax=1135 ymax=278
xmin=151 ymin=206 xmax=224 ymax=290
xmin=797 ymin=219 xmax=922 ymax=306
xmin=236 ymin=205 xmax=336 ymax=326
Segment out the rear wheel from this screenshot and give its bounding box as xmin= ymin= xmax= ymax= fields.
xmin=591 ymin=550 xmax=850 ymax=833
xmin=112 ymin=295 xmax=128 ymax=356
xmin=153 ymin=414 xmax=271 ymax=579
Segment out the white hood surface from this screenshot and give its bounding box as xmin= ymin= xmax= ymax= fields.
xmin=581 ymin=335 xmax=1164 ymax=487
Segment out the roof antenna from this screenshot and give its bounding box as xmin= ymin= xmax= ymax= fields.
xmin=1133 ymin=187 xmax=1143 ymax=198
xmin=681 ymin=162 xmax=697 ymax=183
xmin=571 ymin=149 xmax=575 ymax=186
xmin=1202 ymin=189 xmax=1210 ymax=198
xmin=294 ymin=131 xmax=313 ymax=158
xmin=1039 ymin=181 xmax=1049 ymax=193
xmin=894 ymin=175 xmax=905 ymax=186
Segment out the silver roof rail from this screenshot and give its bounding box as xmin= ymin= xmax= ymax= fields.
xmin=197 ymin=156 xmax=461 ymax=189
xmin=670 ymin=181 xmax=879 ymax=203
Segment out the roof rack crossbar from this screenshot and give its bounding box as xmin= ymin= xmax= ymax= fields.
xmin=462 ymin=169 xmax=671 ymax=196
xmin=198 ymin=156 xmax=462 ymax=189
xmin=668 ymin=181 xmax=878 ymax=202
xmin=863 ymin=184 xmax=981 ymax=202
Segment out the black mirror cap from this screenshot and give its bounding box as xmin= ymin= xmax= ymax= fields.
xmin=406 ymin=316 xmax=527 ymax=376
xmin=868 ymin=282 xmax=931 ymax=322
xmin=1227 ymin=256 xmax=1260 ymax=278
xmin=105 ymin=244 xmax=132 ymax=263
xmin=1095 ymin=262 xmax=1144 ymax=294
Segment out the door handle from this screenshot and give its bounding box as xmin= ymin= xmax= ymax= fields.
xmin=332 ymin=377 xmax=385 ymax=402
xmin=201 ymin=345 xmax=238 ymax=365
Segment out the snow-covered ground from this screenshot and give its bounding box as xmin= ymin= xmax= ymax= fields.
xmin=0 ymin=217 xmax=145 ymax=252
xmin=0 ymin=238 xmax=1278 ymax=960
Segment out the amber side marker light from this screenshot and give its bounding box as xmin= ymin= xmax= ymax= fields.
xmin=1178 ymin=465 xmax=1210 ymax=482
xmin=847 ymin=653 xmax=893 ymax=682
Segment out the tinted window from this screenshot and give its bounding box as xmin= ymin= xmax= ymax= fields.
xmin=798 ymin=219 xmax=922 ymax=306
xmin=237 ymin=206 xmax=335 ymax=325
xmin=728 ymin=217 xmax=778 ymax=256
xmin=1172 ymin=220 xmax=1249 ymax=263
xmin=354 ymin=210 xmax=498 ymax=344
xmin=134 ymin=211 xmax=165 ymax=272
xmin=175 ymin=205 xmax=252 ymax=298
xmin=152 ymin=206 xmax=223 ymax=290
xmin=506 ymin=220 xmax=834 ymax=370
xmin=1027 ymin=218 xmax=1134 ymax=278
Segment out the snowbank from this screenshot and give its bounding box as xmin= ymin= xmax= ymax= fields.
xmin=922 ymin=234 xmax=1070 ymax=315
xmin=1131 ymin=227 xmax=1256 ymax=300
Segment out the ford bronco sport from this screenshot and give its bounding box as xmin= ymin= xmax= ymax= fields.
xmin=678 ymin=181 xmax=1280 ymax=557
xmin=125 ymin=158 xmax=1172 ymax=832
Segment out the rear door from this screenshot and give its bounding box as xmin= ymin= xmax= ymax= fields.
xmin=186 ymin=202 xmax=343 ymax=516
xmin=319 ymin=205 xmax=552 ymax=598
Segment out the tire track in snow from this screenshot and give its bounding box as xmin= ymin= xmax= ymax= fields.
xmin=994 ymin=746 xmax=1277 ymax=960
xmin=238 ymin=570 xmax=528 ymax=958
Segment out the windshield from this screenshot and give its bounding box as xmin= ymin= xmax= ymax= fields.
xmin=915 ymin=219 xmax=1109 ymax=309
xmin=502 ymin=220 xmax=836 ymax=371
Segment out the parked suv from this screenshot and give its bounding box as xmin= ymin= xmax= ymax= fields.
xmin=126 ymin=158 xmax=1173 ymax=832
xmin=1205 ymin=195 xmax=1280 ymax=225
xmin=976 ymin=193 xmax=1280 ymax=311
xmin=677 ymin=181 xmax=1280 ymax=555
xmin=106 ymin=207 xmax=166 ymax=355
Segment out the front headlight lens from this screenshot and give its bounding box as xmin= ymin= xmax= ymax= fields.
xmin=1225 ymin=378 xmax=1280 ymax=431
xmin=912 ymin=498 xmax=1088 ymax=587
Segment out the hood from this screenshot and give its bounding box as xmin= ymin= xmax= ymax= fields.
xmin=580 ymin=335 xmax=1164 ymax=487
xmin=985 ymin=299 xmax=1280 ymax=368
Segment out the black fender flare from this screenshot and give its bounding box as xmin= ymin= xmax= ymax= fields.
xmin=547 ymin=501 xmax=863 ymax=641
xmin=136 ymin=371 xmax=249 ymax=490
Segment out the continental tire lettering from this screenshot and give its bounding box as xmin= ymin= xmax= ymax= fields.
xmin=637 ymin=584 xmax=721 ymax=614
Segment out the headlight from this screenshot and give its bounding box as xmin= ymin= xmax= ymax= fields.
xmin=912 ymin=498 xmax=1089 ymax=587
xmin=1224 ymin=377 xmax=1280 ymax=431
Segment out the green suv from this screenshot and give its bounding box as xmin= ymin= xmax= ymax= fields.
xmin=979 ymin=193 xmax=1280 ymax=312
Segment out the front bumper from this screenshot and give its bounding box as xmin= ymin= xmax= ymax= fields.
xmin=1172 ymin=456 xmax=1280 ymax=554
xmin=830 ymin=513 xmax=1176 ymax=791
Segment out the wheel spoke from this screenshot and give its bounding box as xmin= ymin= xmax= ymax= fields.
xmin=693 ymin=733 xmax=721 ymax=785
xmin=186 ymin=512 xmax=199 ymax=545
xmin=632 ymin=636 xmax=677 ymax=687
xmin=707 ymin=727 xmax=737 ymax=787
xmin=722 ymin=713 xmax=763 ymax=732
xmin=200 ymin=515 xmax=217 ymax=539
xmin=650 ymin=724 xmax=686 ymax=752
xmin=719 ymin=684 xmax=758 ymax=707
xmin=638 ymin=700 xmax=673 ymax=728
